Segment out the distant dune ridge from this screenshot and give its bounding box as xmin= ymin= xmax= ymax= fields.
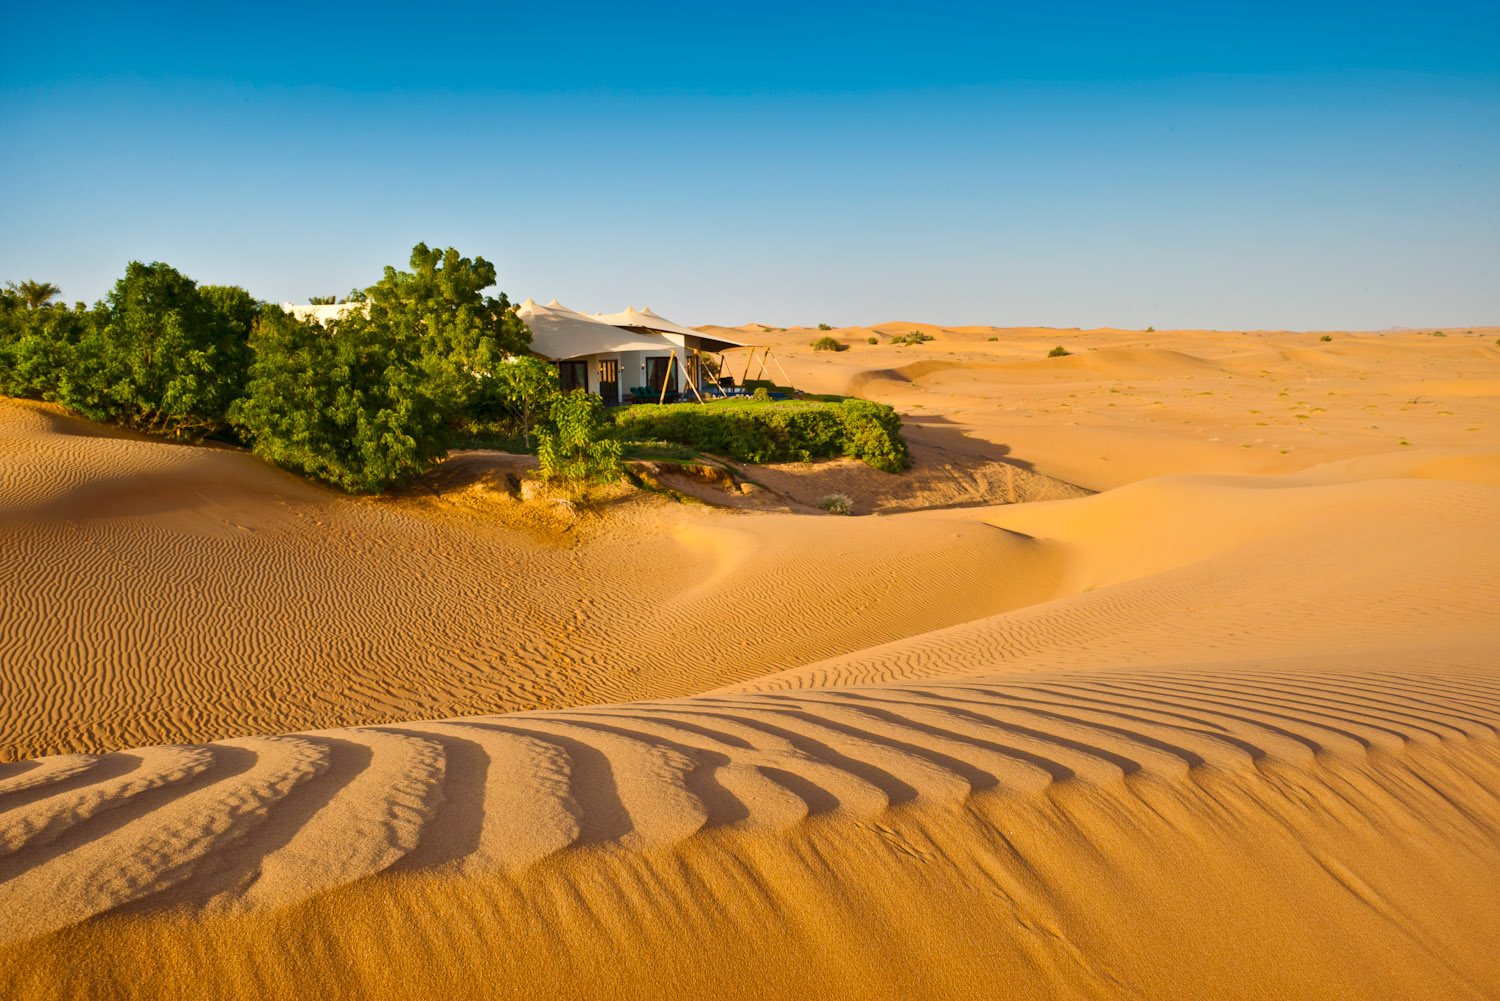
xmin=2 ymin=324 xmax=1499 ymax=998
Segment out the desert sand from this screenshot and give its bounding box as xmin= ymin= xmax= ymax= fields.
xmin=2 ymin=324 xmax=1499 ymax=999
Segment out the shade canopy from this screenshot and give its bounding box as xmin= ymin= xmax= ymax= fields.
xmin=516 ymin=299 xmax=671 ymax=360
xmin=595 ymin=306 xmax=753 ymax=352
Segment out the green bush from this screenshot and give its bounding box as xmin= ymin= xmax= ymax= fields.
xmin=232 ymin=306 xmax=449 ymax=492
xmin=0 ymin=263 xmax=257 ymax=439
xmin=893 ymin=331 xmax=933 ymax=346
xmin=610 ymin=398 xmax=907 ymax=472
xmin=867 ymin=336 xmax=879 ymax=344
xmin=1320 ymin=334 xmax=1332 ymax=342
xmin=1048 ymin=345 xmax=1071 ymax=357
xmin=818 ymin=493 xmax=853 ymax=515
xmin=537 ymin=390 xmax=622 ymax=483
xmin=811 ymin=335 xmax=846 ymax=352
xmin=817 ymin=323 xmax=832 ymax=331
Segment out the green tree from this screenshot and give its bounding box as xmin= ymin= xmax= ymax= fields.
xmin=232 ymin=306 xmax=448 ymax=492
xmin=4 ymin=280 xmax=62 ymax=310
xmin=537 ymin=390 xmax=622 ymax=483
xmin=489 ymin=355 xmax=558 ymax=447
xmin=363 ymin=243 xmax=531 ymax=419
xmin=85 ymin=262 xmax=257 ymax=437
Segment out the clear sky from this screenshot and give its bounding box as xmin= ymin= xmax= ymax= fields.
xmin=2 ymin=1 xmax=1496 ymax=329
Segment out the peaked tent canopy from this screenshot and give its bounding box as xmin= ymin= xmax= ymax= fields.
xmin=516 ymin=299 xmax=671 ymax=360
xmin=595 ymin=306 xmax=752 ymax=353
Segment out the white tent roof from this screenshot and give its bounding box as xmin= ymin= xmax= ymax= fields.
xmin=516 ymin=299 xmax=671 ymax=360
xmin=282 ymin=302 xmax=363 ymax=324
xmin=594 ymin=306 xmax=752 ymax=350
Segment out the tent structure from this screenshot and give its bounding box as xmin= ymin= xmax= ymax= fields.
xmin=592 ymin=307 xmax=751 ymax=354
xmin=517 ymin=299 xmax=747 ymax=404
xmin=517 ymin=299 xmax=667 ymax=360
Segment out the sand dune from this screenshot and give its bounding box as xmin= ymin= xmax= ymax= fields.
xmin=2 ymin=324 xmax=1498 ymax=998
xmin=3 ymin=670 xmax=1499 ymax=998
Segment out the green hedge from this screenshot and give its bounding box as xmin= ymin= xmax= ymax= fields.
xmin=610 ymin=398 xmax=907 ymax=472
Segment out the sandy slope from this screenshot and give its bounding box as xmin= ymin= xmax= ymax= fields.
xmin=2 ymin=325 xmax=1499 ymax=999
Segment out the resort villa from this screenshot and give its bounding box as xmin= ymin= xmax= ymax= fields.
xmin=517 ymin=300 xmax=756 ymax=404
xmin=284 ymin=298 xmax=762 ymax=405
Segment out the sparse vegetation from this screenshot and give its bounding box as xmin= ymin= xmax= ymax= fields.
xmin=817 ymin=323 xmax=832 ymax=331
xmin=1048 ymin=345 xmax=1071 ymax=357
xmin=892 ymin=331 xmax=933 ymax=346
xmin=867 ymin=336 xmax=878 ymax=344
xmin=817 ymin=493 xmax=853 ymax=515
xmin=811 ymin=335 xmax=847 ymax=352
xmin=1432 ymin=330 xmax=1446 ymax=337
xmin=1320 ymin=335 xmax=1332 ymax=342
xmin=1145 ymin=326 xmax=1155 ymax=332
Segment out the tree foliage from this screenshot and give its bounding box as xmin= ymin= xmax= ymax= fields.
xmin=364 ymin=243 xmax=531 ymax=418
xmin=5 ymin=280 xmax=62 ymax=309
xmin=538 ymin=390 xmax=623 ymax=483
xmin=0 ymin=264 xmax=256 ymax=438
xmin=486 ymin=354 xmax=558 ymax=446
xmin=231 ymin=306 xmax=450 ymax=492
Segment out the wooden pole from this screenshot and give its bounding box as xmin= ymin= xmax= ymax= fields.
xmin=658 ymin=353 xmax=676 ymax=405
xmin=687 ymin=352 xmax=705 ymax=402
xmin=769 ymin=350 xmax=795 ymax=394
xmin=753 ymin=349 xmax=769 ymax=384
xmin=740 ymin=346 xmax=757 ymax=387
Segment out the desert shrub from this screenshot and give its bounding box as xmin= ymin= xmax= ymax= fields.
xmin=1320 ymin=334 xmax=1332 ymax=342
xmin=1432 ymin=330 xmax=1446 ymax=337
xmin=610 ymin=398 xmax=907 ymax=472
xmin=817 ymin=323 xmax=832 ymax=331
xmin=232 ymin=306 xmax=450 ymax=492
xmin=1048 ymin=345 xmax=1071 ymax=357
xmin=817 ymin=493 xmax=853 ymax=515
xmin=811 ymin=335 xmax=846 ymax=352
xmin=1146 ymin=326 xmax=1155 ymax=332
xmin=893 ymin=331 xmax=933 ymax=346
xmin=867 ymin=336 xmax=878 ymax=344
xmin=538 ymin=390 xmax=622 ymax=483
xmin=987 ymin=336 xmax=998 ymax=341
xmin=753 ymin=387 xmax=771 ymax=402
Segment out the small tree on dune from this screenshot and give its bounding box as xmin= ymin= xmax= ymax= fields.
xmin=490 ymin=354 xmax=559 ymax=447
xmin=537 ymin=390 xmax=622 ymax=484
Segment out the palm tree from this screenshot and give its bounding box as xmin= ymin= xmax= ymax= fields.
xmin=4 ymin=280 xmax=62 ymax=309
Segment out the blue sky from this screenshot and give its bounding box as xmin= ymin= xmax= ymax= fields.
xmin=2 ymin=1 xmax=1496 ymax=329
